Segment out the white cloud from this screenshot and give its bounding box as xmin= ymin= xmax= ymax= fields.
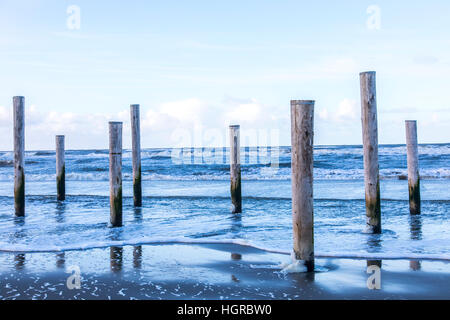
xmin=1 ymin=96 xmax=446 ymax=150
xmin=318 ymin=108 xmax=329 ymax=120
xmin=159 ymin=98 xmax=205 ymax=125
xmin=336 ymin=99 xmax=358 ymax=121
xmin=0 ymin=97 xmax=287 ymax=150
xmin=318 ymin=99 xmax=358 ymax=123
xmin=224 ymin=99 xmax=262 ymax=124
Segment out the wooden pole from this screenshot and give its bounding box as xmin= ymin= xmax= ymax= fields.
xmin=109 ymin=122 xmax=123 ymax=227
xmin=130 ymin=104 xmax=142 ymax=207
xmin=290 ymin=100 xmax=314 ymax=272
xmin=13 ymin=96 xmax=25 ymax=217
xmin=405 ymin=120 xmax=420 ymax=214
xmin=229 ymin=125 xmax=241 ymax=213
xmin=56 ymin=135 xmax=65 ymax=201
xmin=360 ymin=71 xmax=381 ymax=234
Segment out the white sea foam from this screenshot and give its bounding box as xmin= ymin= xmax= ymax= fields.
xmin=279 ymin=253 xmax=308 ymax=273
xmin=0 ymin=167 xmax=448 ymax=182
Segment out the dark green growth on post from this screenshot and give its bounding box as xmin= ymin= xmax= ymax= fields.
xmin=13 ymin=96 xmax=25 ymax=217
xmin=365 ymin=179 xmax=381 ymax=233
xmin=230 ymin=165 xmax=242 ymax=213
xmin=57 ymin=165 xmax=65 ymax=201
xmin=110 ymin=185 xmax=123 ymax=227
xmin=408 ymin=179 xmax=421 ymax=215
xmin=133 ymin=165 xmax=142 ymax=207
xmin=14 ymin=172 xmax=25 ymax=216
xmin=229 ymin=125 xmax=242 ymax=213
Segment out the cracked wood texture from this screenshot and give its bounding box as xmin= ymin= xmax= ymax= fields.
xmin=14 ymin=96 xmax=25 ymax=216
xmin=360 ymin=71 xmax=381 ymax=233
xmin=290 ymin=100 xmax=314 ymax=272
xmin=229 ymin=125 xmax=242 ymax=213
xmin=109 ymin=122 xmax=123 ymax=227
xmin=405 ymin=120 xmax=421 ymax=214
xmin=130 ymin=104 xmax=142 ymax=207
xmin=56 ymin=135 xmax=65 ymax=201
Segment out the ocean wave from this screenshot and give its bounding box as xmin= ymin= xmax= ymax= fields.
xmin=0 ymin=160 xmax=13 ymax=167
xmin=0 ymin=237 xmax=448 ymax=261
xmin=0 ymin=168 xmax=448 ymax=182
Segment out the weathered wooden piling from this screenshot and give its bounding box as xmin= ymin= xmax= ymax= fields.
xmin=130 ymin=104 xmax=142 ymax=207
xmin=360 ymin=72 xmax=381 ymax=234
xmin=229 ymin=125 xmax=242 ymax=213
xmin=405 ymin=120 xmax=420 ymax=214
xmin=290 ymin=100 xmax=315 ymax=272
xmin=56 ymin=135 xmax=65 ymax=201
xmin=13 ymin=96 xmax=25 ymax=216
xmin=109 ymin=122 xmax=123 ymax=227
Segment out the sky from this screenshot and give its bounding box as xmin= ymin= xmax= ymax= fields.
xmin=0 ymin=0 xmax=449 ymax=150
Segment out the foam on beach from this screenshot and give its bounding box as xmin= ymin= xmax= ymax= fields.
xmin=279 ymin=253 xmax=308 ymax=273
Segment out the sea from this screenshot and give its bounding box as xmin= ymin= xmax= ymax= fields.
xmin=0 ymin=144 xmax=449 ymax=261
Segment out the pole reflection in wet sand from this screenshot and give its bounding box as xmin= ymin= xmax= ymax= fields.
xmin=14 ymin=253 xmax=25 ymax=270
xmin=56 ymin=252 xmax=65 ymax=268
xmin=133 ymin=246 xmax=142 ymax=269
xmin=409 ymin=215 xmax=423 ymax=270
xmin=110 ymin=246 xmax=123 ymax=273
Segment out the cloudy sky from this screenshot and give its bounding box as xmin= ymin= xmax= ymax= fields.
xmin=0 ymin=0 xmax=449 ymax=150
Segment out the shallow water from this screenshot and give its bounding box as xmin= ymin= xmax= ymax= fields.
xmin=0 ymin=144 xmax=448 ymax=260
xmin=0 ymin=244 xmax=449 ymax=300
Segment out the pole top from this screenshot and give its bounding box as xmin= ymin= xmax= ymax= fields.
xmin=229 ymin=124 xmax=240 ymax=128
xmin=405 ymin=120 xmax=417 ymax=123
xmin=13 ymin=96 xmax=25 ymax=104
xmin=360 ymin=71 xmax=376 ymax=76
xmin=56 ymin=135 xmax=65 ymax=138
xmin=130 ymin=104 xmax=140 ymax=108
xmin=109 ymin=121 xmax=123 ymax=125
xmin=290 ymin=100 xmax=315 ymax=105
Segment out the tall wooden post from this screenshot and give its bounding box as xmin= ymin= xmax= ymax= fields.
xmin=405 ymin=120 xmax=420 ymax=214
xmin=130 ymin=104 xmax=142 ymax=207
xmin=13 ymin=96 xmax=25 ymax=217
xmin=229 ymin=125 xmax=241 ymax=213
xmin=109 ymin=122 xmax=123 ymax=227
xmin=290 ymin=100 xmax=315 ymax=272
xmin=360 ymin=71 xmax=381 ymax=234
xmin=56 ymin=135 xmax=65 ymax=201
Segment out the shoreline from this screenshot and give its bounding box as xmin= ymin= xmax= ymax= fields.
xmin=1 ymin=243 xmax=449 ymax=300
xmin=0 ymin=239 xmax=449 ymax=262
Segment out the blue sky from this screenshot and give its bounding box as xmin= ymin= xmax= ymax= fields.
xmin=0 ymin=0 xmax=449 ymax=149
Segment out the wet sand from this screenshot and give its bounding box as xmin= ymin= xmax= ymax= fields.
xmin=0 ymin=243 xmax=449 ymax=300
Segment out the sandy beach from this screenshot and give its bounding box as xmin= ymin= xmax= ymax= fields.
xmin=0 ymin=243 xmax=448 ymax=300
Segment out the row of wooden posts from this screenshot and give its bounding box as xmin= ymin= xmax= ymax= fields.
xmin=11 ymin=71 xmax=421 ymax=271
